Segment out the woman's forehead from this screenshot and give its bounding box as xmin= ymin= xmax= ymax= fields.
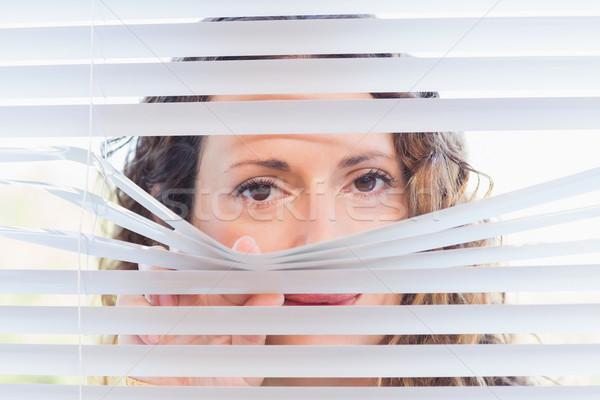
xmin=203 ymin=133 xmax=396 ymax=168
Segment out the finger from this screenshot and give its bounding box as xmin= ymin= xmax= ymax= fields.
xmin=232 ymin=235 xmax=261 ymax=255
xmin=145 ymin=293 xmax=178 ymax=307
xmin=116 ymin=294 xmax=161 ymax=345
xmin=244 ymin=293 xmax=285 ymax=307
xmin=231 ymin=293 xmax=284 ymax=346
xmin=139 ymin=246 xmax=178 ymax=307
xmin=223 ymin=236 xmax=262 ymax=306
xmin=116 ymin=293 xmax=152 ymax=307
xmin=117 ymin=333 xmax=146 ymax=346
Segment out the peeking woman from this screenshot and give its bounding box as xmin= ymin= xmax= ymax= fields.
xmin=102 ymin=15 xmax=524 ymax=388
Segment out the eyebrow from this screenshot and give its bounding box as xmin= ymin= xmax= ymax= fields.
xmin=226 ymin=151 xmax=394 ymax=172
xmin=227 ymin=159 xmax=291 ymax=172
xmin=336 ymin=151 xmax=395 ymax=169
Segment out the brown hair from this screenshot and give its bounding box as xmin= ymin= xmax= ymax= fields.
xmin=101 ymin=14 xmax=525 ymax=387
xmin=104 ymin=131 xmax=518 ymax=388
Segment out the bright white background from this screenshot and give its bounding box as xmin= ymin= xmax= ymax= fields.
xmin=1 ymin=6 xmax=599 ymax=385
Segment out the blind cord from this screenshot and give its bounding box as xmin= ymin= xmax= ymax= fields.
xmin=76 ymin=0 xmax=97 ymax=398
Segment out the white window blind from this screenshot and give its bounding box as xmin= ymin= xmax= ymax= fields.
xmin=1 ymin=1 xmax=600 ymax=398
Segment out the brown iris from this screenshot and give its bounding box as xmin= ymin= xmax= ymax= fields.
xmin=249 ymin=184 xmax=271 ymax=201
xmin=355 ymin=175 xmax=376 ymax=192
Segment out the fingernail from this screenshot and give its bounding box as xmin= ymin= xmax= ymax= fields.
xmin=233 ymin=235 xmax=252 ymax=248
xmin=144 ymin=294 xmax=154 ymax=305
xmin=233 ymin=236 xmax=260 ymax=254
xmin=148 ymin=335 xmax=160 ymax=345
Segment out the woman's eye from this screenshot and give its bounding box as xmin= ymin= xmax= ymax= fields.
xmin=234 ymin=178 xmax=287 ymax=204
xmin=242 ymin=183 xmax=273 ymax=201
xmin=354 ymin=175 xmax=378 ymax=192
xmin=351 ymin=170 xmax=394 ymax=194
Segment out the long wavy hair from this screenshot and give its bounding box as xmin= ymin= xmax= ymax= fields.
xmin=101 ymin=14 xmax=525 ymax=387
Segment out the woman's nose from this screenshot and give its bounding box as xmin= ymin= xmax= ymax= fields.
xmin=287 ymin=190 xmax=351 ymax=247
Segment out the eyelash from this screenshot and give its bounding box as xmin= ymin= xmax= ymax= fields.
xmin=232 ymin=177 xmax=284 ymax=208
xmin=233 ymin=177 xmax=277 ymax=197
xmin=347 ymin=168 xmax=396 ymax=199
xmin=233 ymin=169 xmax=397 ymax=206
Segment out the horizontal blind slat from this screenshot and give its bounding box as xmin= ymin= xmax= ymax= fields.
xmin=4 ymin=0 xmax=600 ymax=25
xmin=2 ymin=18 xmax=600 ymax=62
xmin=1 ymin=344 xmax=598 ymax=377
xmin=1 ymin=98 xmax=600 ymax=136
xmin=0 ymin=266 xmax=598 ymax=294
xmin=2 ymin=225 xmax=597 ymax=271
xmin=4 ymin=57 xmax=600 ymax=99
xmin=1 ymin=304 xmax=599 ymax=335
xmin=0 ymin=180 xmax=218 ymax=258
xmin=1 ymin=160 xmax=595 ymax=260
xmin=1 ymin=384 xmax=599 ymax=400
xmin=1 ymin=4 xmax=597 ymax=395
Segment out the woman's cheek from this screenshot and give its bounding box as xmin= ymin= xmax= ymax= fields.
xmin=343 ymin=193 xmax=407 ymax=224
xmin=193 ymin=198 xmax=293 ymax=252
xmin=193 ymin=192 xmax=241 ymax=225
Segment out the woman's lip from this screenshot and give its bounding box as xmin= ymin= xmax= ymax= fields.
xmin=283 ymin=294 xmax=361 ymax=306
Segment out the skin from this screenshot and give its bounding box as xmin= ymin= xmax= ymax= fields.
xmin=117 ymin=93 xmax=408 ymax=387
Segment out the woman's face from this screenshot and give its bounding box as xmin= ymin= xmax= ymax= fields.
xmin=193 ymin=93 xmax=406 ymax=349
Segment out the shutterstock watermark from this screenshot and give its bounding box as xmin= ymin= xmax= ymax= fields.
xmin=159 ymin=179 xmax=442 ymax=223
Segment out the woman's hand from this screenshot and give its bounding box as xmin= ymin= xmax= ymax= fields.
xmin=116 ymin=235 xmax=284 ymax=386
